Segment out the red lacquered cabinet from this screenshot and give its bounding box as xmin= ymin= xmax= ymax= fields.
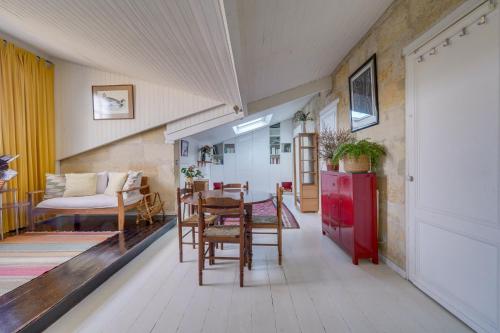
xmin=321 ymin=171 xmax=378 ymax=265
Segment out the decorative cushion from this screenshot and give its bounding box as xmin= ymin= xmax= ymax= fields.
xmin=96 ymin=171 xmax=108 ymax=194
xmin=37 ymin=194 xmax=143 ymax=209
xmin=104 ymin=172 xmax=128 ymax=196
xmin=44 ymin=173 xmax=66 ymax=199
xmin=204 ymin=226 xmax=240 ymax=237
xmin=122 ymin=170 xmax=143 ymax=200
xmin=63 ymin=173 xmax=97 ymax=197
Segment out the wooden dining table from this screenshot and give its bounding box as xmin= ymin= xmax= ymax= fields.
xmin=183 ymin=189 xmax=273 ymax=220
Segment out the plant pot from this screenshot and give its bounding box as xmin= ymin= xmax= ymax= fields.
xmin=185 ymin=177 xmax=193 ymax=185
xmin=343 ymin=155 xmax=370 ymax=173
xmin=326 ymin=160 xmax=339 ymax=171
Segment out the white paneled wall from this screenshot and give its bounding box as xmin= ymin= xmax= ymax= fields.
xmin=55 ymin=60 xmax=224 ymax=159
xmin=199 ymin=119 xmax=294 ymax=193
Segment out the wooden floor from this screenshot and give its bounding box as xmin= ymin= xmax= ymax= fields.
xmin=46 ymin=197 xmax=472 ymax=333
xmin=0 ymin=215 xmax=175 ymax=333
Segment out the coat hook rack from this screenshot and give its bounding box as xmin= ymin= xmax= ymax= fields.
xmin=442 ymin=38 xmax=450 ymax=47
xmin=417 ymin=55 xmax=424 ymax=63
xmin=429 ymin=48 xmax=437 ymax=56
xmin=459 ymin=27 xmax=467 ymax=37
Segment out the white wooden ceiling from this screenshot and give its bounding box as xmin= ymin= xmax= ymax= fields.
xmin=0 ymin=0 xmax=242 ymax=106
xmin=0 ymin=0 xmax=392 ymax=121
xmin=225 ymin=0 xmax=393 ymax=103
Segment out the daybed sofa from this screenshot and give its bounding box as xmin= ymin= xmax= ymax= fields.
xmin=28 ymin=173 xmax=149 ymax=231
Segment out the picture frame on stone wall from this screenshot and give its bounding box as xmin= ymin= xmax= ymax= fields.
xmin=348 ymin=54 xmax=379 ymax=132
xmin=92 ymin=84 xmax=134 ymax=120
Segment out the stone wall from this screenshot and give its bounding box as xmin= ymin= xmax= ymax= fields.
xmin=305 ymin=0 xmax=465 ymax=269
xmin=60 ymin=126 xmax=177 ymax=213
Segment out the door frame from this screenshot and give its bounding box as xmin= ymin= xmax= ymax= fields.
xmin=319 ymin=98 xmax=339 ymax=132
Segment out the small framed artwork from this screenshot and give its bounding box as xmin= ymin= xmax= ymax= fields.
xmin=348 ymin=54 xmax=379 ymax=132
xmin=180 ymin=140 xmax=189 ymax=157
xmin=92 ymin=84 xmax=134 ymax=120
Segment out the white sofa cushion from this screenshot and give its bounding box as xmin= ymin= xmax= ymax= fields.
xmin=37 ymin=194 xmax=142 ymax=209
xmin=96 ymin=171 xmax=108 ymax=194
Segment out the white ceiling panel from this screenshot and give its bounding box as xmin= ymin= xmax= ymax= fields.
xmin=0 ymin=0 xmax=242 ymax=106
xmin=225 ymin=0 xmax=393 ymax=103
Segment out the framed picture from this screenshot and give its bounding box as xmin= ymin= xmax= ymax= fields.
xmin=180 ymin=140 xmax=189 ymax=157
xmin=348 ymin=54 xmax=379 ymax=132
xmin=92 ymin=84 xmax=134 ymax=120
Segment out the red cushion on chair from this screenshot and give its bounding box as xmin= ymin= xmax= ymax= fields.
xmin=213 ymin=182 xmax=222 ymax=190
xmin=282 ymin=182 xmax=292 ymax=191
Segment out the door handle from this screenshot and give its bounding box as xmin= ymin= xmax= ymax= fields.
xmin=407 ymin=175 xmax=414 ymax=182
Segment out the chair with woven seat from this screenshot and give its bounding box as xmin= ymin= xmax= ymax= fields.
xmin=197 ymin=192 xmax=246 ymax=287
xmin=176 ymin=187 xmax=217 ymax=262
xmin=248 ymin=183 xmax=283 ymax=266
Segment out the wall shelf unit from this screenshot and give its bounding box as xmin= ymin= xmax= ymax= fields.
xmin=293 ymin=133 xmax=319 ymax=212
xmin=270 ymin=123 xmax=281 ymax=164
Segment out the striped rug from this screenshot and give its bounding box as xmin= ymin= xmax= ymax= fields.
xmin=0 ymin=232 xmax=117 ymax=296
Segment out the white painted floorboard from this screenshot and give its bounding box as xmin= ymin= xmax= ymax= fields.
xmin=46 ymin=197 xmax=472 ymax=333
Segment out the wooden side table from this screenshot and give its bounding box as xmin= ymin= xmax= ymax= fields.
xmin=0 ymin=188 xmax=30 ymax=240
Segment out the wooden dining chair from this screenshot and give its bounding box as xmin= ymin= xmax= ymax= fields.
xmin=248 ymin=183 xmax=283 ymax=266
xmin=197 ymin=192 xmax=246 ymax=287
xmin=176 ymin=187 xmax=217 ymax=262
xmin=217 ymin=181 xmax=249 ymax=250
xmin=221 ymin=181 xmax=249 ymax=191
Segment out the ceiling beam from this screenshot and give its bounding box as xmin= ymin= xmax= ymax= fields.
xmin=246 ymin=76 xmax=332 ymax=115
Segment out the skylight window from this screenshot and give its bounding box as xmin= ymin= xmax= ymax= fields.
xmin=232 ymin=115 xmax=272 ymax=135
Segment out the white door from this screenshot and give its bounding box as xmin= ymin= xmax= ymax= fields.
xmin=406 ymin=3 xmax=500 ymax=333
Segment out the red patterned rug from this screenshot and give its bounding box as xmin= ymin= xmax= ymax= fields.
xmin=225 ymin=199 xmax=299 ymax=229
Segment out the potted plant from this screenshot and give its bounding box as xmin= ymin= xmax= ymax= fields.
xmin=319 ymin=128 xmax=355 ymax=171
xmin=332 ymin=139 xmax=385 ymax=173
xmin=180 ymin=165 xmax=203 ymax=184
xmin=293 ymin=110 xmax=314 ymax=132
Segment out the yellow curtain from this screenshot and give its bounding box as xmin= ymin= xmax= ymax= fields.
xmin=0 ymin=42 xmax=55 ymax=233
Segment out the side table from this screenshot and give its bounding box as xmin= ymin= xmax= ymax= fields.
xmin=0 ymin=188 xmax=30 ymax=240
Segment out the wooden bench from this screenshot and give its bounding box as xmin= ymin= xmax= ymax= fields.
xmin=28 ymin=177 xmax=150 ymax=231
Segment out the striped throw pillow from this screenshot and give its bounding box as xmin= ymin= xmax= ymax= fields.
xmin=122 ymin=170 xmax=143 ymax=200
xmin=44 ymin=174 xmax=66 ymax=199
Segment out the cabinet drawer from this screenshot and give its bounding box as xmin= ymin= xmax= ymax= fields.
xmin=302 ymin=185 xmax=317 ymax=198
xmin=301 ymin=198 xmax=319 ymax=212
